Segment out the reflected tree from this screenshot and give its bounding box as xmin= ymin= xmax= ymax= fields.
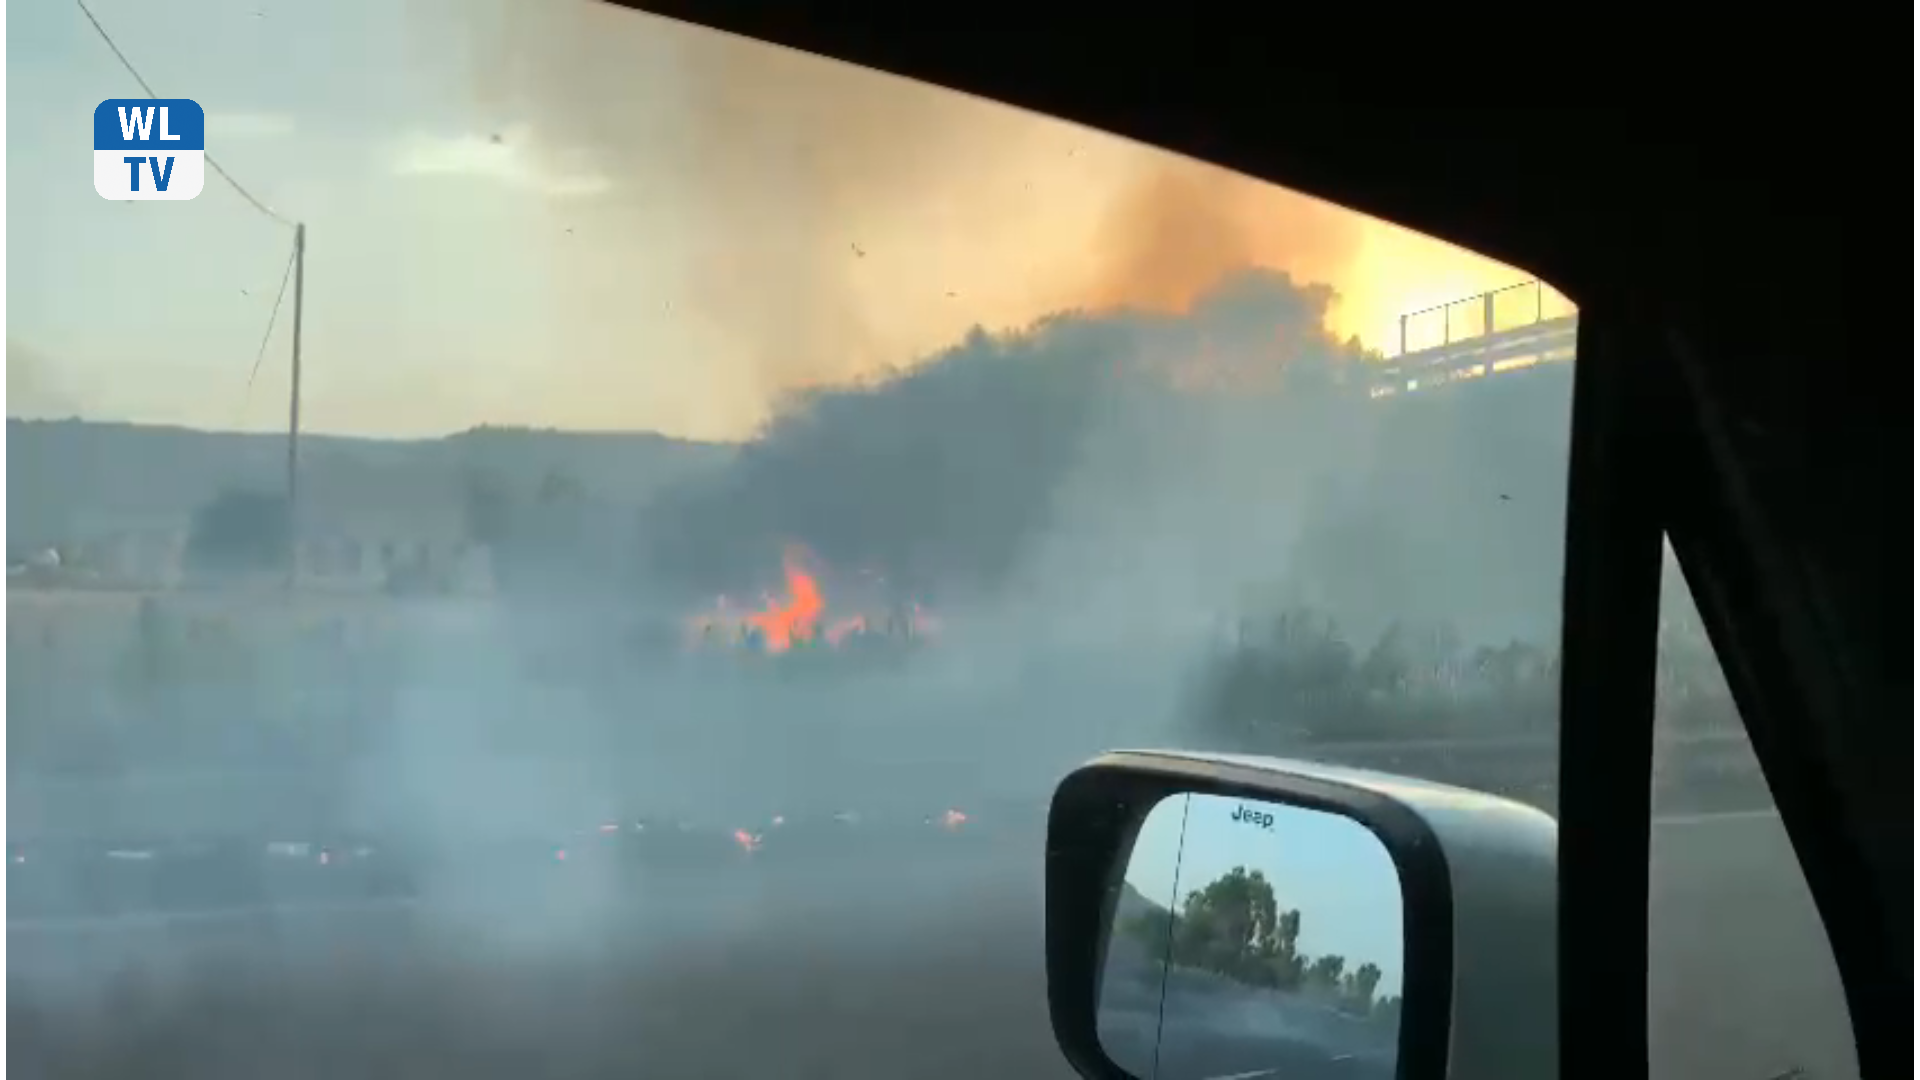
xmin=1130 ymin=864 xmax=1399 ymax=1020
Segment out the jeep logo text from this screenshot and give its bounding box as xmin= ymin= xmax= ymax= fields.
xmin=1230 ymin=804 xmax=1276 ymax=830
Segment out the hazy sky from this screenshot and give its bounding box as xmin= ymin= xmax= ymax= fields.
xmin=10 ymin=0 xmax=1540 ymax=440
xmin=1126 ymin=791 xmax=1405 ymax=995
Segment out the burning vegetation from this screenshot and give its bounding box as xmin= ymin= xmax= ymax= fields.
xmin=683 ymin=549 xmax=939 ymax=657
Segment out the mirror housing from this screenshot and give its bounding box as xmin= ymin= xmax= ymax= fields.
xmin=1045 ymin=750 xmax=1557 ymax=1080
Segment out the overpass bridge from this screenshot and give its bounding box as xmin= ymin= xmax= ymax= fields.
xmin=1370 ymin=280 xmax=1577 ymax=400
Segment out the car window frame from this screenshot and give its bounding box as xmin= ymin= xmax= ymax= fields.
xmin=1492 ymin=278 xmax=1900 ymax=1080
xmin=1648 ymin=322 xmax=1906 ymax=1080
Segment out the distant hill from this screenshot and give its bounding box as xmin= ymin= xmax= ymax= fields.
xmin=1115 ymin=878 xmax=1175 ymax=930
xmin=6 ymin=419 xmax=736 ymax=552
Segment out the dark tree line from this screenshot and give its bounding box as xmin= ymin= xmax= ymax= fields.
xmin=1191 ymin=609 xmax=1558 ymax=747
xmin=637 ymin=270 xmax=1372 ymax=603
xmin=183 ymin=489 xmax=289 ymax=578
xmin=441 ymin=266 xmax=1570 ymax=639
xmin=1188 ymin=603 xmax=1739 ymax=752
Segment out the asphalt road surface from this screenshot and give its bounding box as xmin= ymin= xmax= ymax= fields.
xmin=1097 ymin=954 xmax=1395 ymax=1080
xmin=9 ymin=810 xmax=1857 ymax=1080
xmin=1101 ymin=1000 xmax=1393 ymax=1080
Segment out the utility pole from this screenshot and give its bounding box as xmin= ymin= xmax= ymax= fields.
xmin=285 ymin=221 xmax=306 ymax=593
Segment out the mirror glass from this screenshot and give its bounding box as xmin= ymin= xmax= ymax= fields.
xmin=1097 ymin=793 xmax=1405 ymax=1080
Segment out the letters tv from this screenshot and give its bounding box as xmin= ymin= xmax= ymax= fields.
xmin=94 ymin=99 xmax=206 ymax=201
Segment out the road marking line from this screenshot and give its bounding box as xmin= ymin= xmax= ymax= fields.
xmin=1200 ymin=1070 xmax=1279 ymax=1080
xmin=7 ymin=897 xmax=419 ymax=933
xmin=1650 ymin=809 xmax=1781 ymax=826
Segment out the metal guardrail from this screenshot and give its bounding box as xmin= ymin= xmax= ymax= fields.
xmin=1397 ymin=280 xmax=1578 ymax=354
xmin=1370 ymin=281 xmax=1578 ymax=399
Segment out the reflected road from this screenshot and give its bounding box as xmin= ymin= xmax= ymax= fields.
xmin=1097 ymin=942 xmax=1394 ymax=1080
xmin=1101 ymin=1002 xmax=1393 ymax=1080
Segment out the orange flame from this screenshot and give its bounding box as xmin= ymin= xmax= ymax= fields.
xmin=745 ymin=553 xmax=826 ymax=653
xmin=684 ymin=551 xmax=941 ymax=654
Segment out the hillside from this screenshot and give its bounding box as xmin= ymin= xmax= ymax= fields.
xmin=1114 ymin=878 xmax=1174 ymax=935
xmin=6 ymin=419 xmax=736 ymax=552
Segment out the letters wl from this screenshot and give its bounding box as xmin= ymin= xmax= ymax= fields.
xmin=117 ymin=106 xmax=184 ymax=143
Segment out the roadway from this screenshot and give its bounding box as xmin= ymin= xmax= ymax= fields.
xmin=8 ymin=808 xmax=1857 ymax=1080
xmin=1099 ymin=968 xmax=1395 ymax=1080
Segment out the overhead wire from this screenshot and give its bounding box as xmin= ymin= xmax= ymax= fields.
xmin=76 ymin=0 xmax=306 ymax=431
xmin=75 ymin=0 xmax=297 ymax=230
xmin=234 ymin=237 xmax=300 ymax=428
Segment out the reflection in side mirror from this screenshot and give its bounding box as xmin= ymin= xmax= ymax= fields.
xmin=1097 ymin=793 xmax=1404 ymax=1080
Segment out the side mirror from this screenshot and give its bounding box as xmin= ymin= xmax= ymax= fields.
xmin=1044 ymin=751 xmax=1557 ymax=1080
